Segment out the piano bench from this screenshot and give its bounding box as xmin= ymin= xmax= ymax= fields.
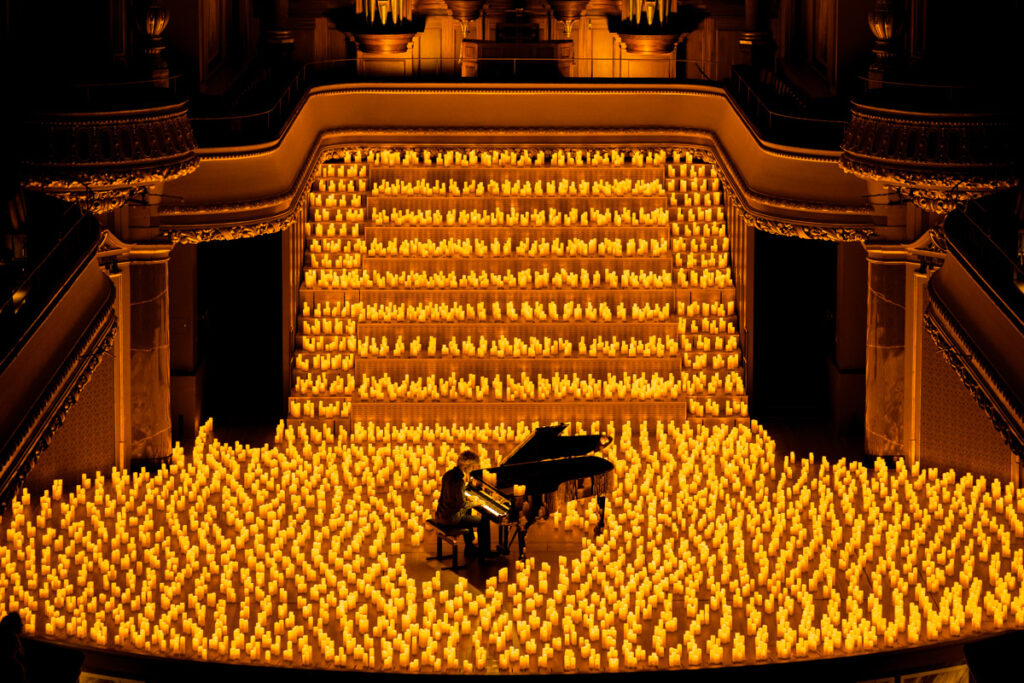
xmin=426 ymin=520 xmax=467 ymax=570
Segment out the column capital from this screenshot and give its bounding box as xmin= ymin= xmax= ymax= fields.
xmin=864 ymin=228 xmax=949 ymax=270
xmin=98 ymin=230 xmax=174 ymax=269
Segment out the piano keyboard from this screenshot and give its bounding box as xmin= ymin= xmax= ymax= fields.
xmin=465 ymin=485 xmax=511 ymax=519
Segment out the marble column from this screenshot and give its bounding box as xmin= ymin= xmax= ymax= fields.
xmin=129 ymin=258 xmax=172 ymax=464
xmin=864 ymin=256 xmax=907 ymax=457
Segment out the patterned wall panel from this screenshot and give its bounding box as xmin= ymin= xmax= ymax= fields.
xmin=25 ymin=351 xmax=116 ymax=493
xmin=920 ymin=332 xmax=1013 ymax=481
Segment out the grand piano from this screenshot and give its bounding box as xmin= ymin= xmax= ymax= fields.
xmin=465 ymin=424 xmax=614 ymax=559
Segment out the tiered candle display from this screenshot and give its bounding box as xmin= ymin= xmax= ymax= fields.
xmin=292 ymin=148 xmax=743 ymax=427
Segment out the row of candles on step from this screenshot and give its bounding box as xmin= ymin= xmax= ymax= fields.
xmin=3 ymin=419 xmax=1023 ymax=672
xmin=370 ymin=207 xmax=673 ymax=228
xmin=302 ymin=210 xmax=724 ymax=240
xmin=358 ymin=148 xmax=683 ymax=167
xmin=292 ymin=372 xmax=726 ymax=402
xmin=359 ymin=237 xmax=673 ymax=258
xmin=299 ymin=300 xmax=734 ymax=322
xmin=317 ymin=148 xmax=712 ymax=171
xmin=295 ymin=330 xmax=735 ymax=355
xmin=294 ymin=327 xmax=739 ymax=356
xmin=307 ymin=235 xmax=730 ymax=258
xmin=294 ymin=334 xmax=685 ymax=359
xmin=300 ymin=300 xmax=680 ymax=323
xmin=304 ymin=267 xmax=733 ymax=290
xmin=369 ymin=178 xmax=668 ymax=198
xmin=294 ymin=332 xmax=736 ymax=359
xmin=303 ymin=250 xmax=730 ymax=272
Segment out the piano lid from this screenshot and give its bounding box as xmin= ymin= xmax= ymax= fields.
xmin=500 ymin=423 xmax=612 ymax=467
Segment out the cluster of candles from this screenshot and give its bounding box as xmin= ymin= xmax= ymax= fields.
xmin=370 ymin=207 xmax=671 ymax=228
xmin=669 ymin=192 xmax=722 ymax=208
xmin=675 ymin=252 xmax=731 ymax=270
xmin=3 ymin=418 xmax=1023 ymax=673
xmin=667 ymin=175 xmax=721 ymax=192
xmin=371 ymin=178 xmax=667 ymax=198
xmin=313 ymin=178 xmax=366 ymax=194
xmin=308 ymin=237 xmax=362 ymax=256
xmin=288 ymin=399 xmax=351 ymax=420
xmin=306 ymin=222 xmax=360 ymax=238
xmin=300 ymin=300 xmax=673 ymax=324
xmin=312 ymin=208 xmax=365 ymax=224
xmin=308 ymin=253 xmax=362 ymax=270
xmin=363 ymin=237 xmax=671 ymax=258
xmin=311 ymin=193 xmax=362 ymax=209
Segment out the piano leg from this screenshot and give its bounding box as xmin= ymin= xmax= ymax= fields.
xmin=497 ymin=524 xmax=509 ymax=555
xmin=477 ymin=517 xmax=492 ymax=557
xmin=595 ymin=495 xmax=607 ymax=535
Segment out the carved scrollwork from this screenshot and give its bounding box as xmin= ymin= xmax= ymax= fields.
xmin=742 ymin=212 xmax=875 ymax=242
xmin=840 ymin=101 xmax=1020 ymax=215
xmin=20 ymin=101 xmax=199 ymax=214
xmin=164 ymin=214 xmax=298 ymax=245
xmin=923 ymin=297 xmax=1024 ymax=465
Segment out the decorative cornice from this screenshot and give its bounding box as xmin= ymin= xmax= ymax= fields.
xmin=742 ymin=211 xmax=876 ymax=242
xmin=0 ymin=290 xmax=117 ymax=511
xmin=924 ymin=296 xmax=1024 ymax=465
xmin=20 ymin=101 xmax=199 ymax=214
xmin=838 ymin=155 xmax=1016 ymax=215
xmin=160 ymin=135 xmax=871 ymax=238
xmin=165 ymin=213 xmax=299 ymax=245
xmin=840 ymin=101 xmax=1020 ymax=215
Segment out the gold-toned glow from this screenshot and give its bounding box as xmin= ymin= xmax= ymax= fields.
xmin=4 ymin=147 xmax=1019 ymax=674
xmin=2 ymin=420 xmax=1023 ymax=670
xmin=299 ymin=148 xmax=734 ymax=425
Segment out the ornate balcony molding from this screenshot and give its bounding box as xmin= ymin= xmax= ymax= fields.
xmin=924 ymin=295 xmax=1024 ymax=464
xmin=840 ymin=101 xmax=1019 ymax=215
xmin=742 ymin=212 xmax=875 ymax=242
xmin=0 ymin=291 xmax=116 ymax=511
xmin=164 ymin=212 xmax=299 ymax=245
xmin=160 ymin=130 xmax=874 ymax=244
xmin=20 ymin=101 xmax=198 ymax=214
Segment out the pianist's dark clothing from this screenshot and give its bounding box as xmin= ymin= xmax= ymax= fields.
xmin=437 ymin=467 xmax=473 ymax=525
xmin=436 ymin=467 xmax=489 ymax=551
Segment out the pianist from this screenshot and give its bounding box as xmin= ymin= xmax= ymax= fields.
xmin=436 ymin=450 xmax=491 ymax=557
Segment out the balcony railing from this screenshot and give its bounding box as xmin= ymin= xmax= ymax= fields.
xmin=729 ymin=65 xmax=848 ymax=150
xmin=944 ymin=198 xmax=1024 ymax=334
xmin=186 ymin=57 xmax=860 ymax=151
xmin=187 ymin=56 xmax=733 ymax=147
xmin=0 ymin=197 xmax=101 ymax=374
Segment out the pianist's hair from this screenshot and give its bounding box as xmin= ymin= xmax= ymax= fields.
xmin=457 ymin=450 xmax=480 ymax=467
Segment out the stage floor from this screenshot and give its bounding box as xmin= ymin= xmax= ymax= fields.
xmin=3 ymin=418 xmax=1023 ymax=676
